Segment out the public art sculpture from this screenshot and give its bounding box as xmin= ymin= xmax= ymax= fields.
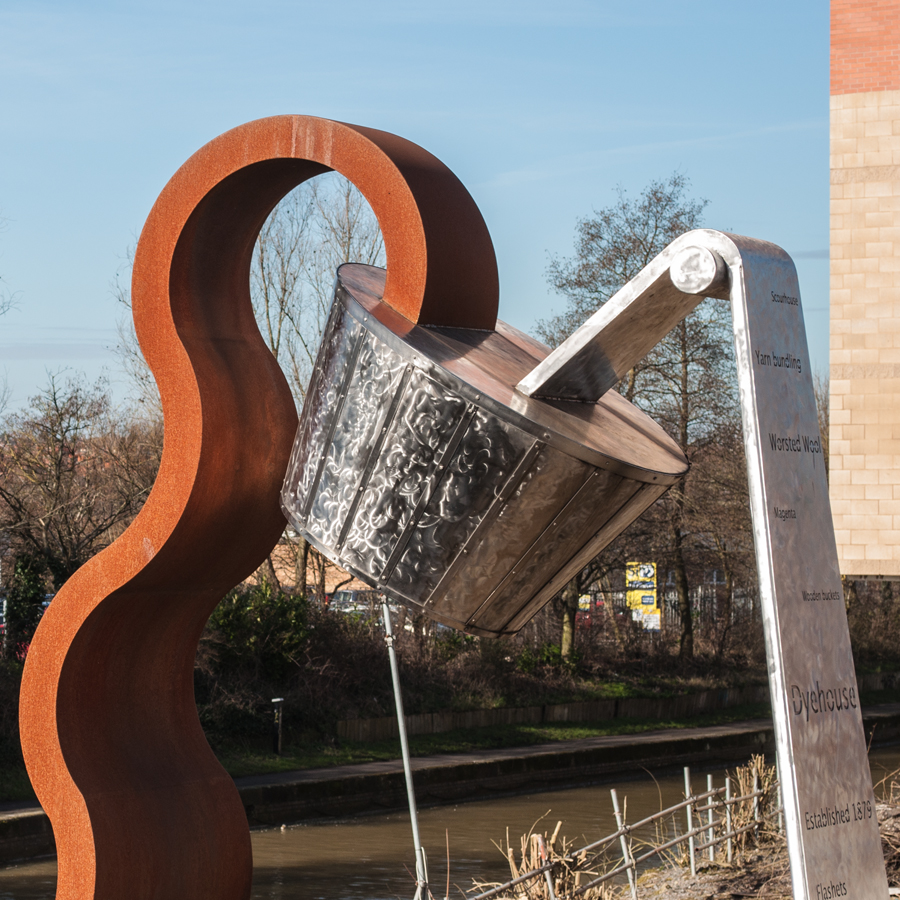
xmin=18 ymin=115 xmax=888 ymax=900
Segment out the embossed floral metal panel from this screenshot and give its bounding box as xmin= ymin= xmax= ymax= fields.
xmin=281 ymin=264 xmax=686 ymax=637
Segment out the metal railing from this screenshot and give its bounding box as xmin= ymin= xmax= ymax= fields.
xmin=469 ymin=764 xmax=779 ymax=900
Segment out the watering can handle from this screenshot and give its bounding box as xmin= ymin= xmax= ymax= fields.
xmin=517 ymin=234 xmax=732 ymax=402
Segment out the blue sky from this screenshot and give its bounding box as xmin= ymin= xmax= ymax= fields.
xmin=0 ymin=0 xmax=828 ymax=410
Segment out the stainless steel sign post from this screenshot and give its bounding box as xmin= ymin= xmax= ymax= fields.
xmin=521 ymin=229 xmax=888 ymax=900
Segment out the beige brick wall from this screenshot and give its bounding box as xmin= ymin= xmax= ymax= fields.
xmin=830 ymin=89 xmax=900 ymax=578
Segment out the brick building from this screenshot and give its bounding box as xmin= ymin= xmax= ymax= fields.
xmin=830 ymin=0 xmax=900 ymax=579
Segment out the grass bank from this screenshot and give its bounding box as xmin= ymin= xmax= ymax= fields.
xmin=0 ymin=703 xmax=771 ymax=804
xmin=216 ymin=702 xmax=772 ymax=778
xmin=5 ymin=687 xmax=900 ymax=804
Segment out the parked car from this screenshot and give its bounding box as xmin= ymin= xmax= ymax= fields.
xmin=329 ymin=590 xmax=382 ymax=615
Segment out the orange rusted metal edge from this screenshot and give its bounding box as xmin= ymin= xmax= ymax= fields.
xmin=18 ymin=116 xmax=499 ymax=899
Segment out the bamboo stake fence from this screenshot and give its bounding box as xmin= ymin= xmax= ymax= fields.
xmin=469 ymin=763 xmax=780 ymax=900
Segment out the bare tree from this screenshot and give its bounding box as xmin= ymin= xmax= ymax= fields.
xmin=250 ymin=186 xmax=316 ymax=403
xmin=542 ymin=174 xmax=743 ymax=660
xmin=303 ymin=175 xmax=385 ymax=316
xmin=541 ymin=174 xmax=707 ymax=349
xmin=0 ymin=278 xmax=14 ymax=319
xmin=0 ymin=375 xmax=161 ymax=590
xmin=112 ymin=245 xmax=163 ymax=414
xmin=253 ymin=174 xmax=384 ymax=404
xmin=680 ymin=423 xmax=755 ymax=659
xmin=251 ymin=174 xmax=384 ymax=595
xmin=634 ymin=299 xmax=739 ymax=658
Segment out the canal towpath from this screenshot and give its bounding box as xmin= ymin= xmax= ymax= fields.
xmin=3 ymin=703 xmax=900 ymax=866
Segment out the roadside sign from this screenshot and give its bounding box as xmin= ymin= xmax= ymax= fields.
xmin=626 ymin=562 xmax=660 ymax=631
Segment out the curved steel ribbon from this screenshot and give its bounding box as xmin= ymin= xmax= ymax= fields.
xmin=18 ymin=115 xmax=499 ymax=899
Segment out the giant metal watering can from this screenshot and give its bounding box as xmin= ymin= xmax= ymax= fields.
xmin=280 ymin=241 xmax=727 ymax=636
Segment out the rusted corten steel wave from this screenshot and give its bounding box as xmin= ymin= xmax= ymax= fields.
xmin=18 ymin=115 xmax=501 ymax=900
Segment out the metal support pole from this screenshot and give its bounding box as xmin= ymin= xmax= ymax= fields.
xmin=536 ymin=835 xmax=557 ymax=900
xmin=707 ymin=774 xmax=715 ymax=862
xmin=383 ymin=600 xmax=429 ymax=900
xmin=684 ymin=767 xmax=696 ymax=877
xmin=725 ymin=777 xmax=733 ymax=864
xmin=611 ymin=789 xmax=637 ymax=899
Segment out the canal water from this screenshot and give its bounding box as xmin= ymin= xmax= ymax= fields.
xmin=3 ymin=747 xmax=900 ymax=899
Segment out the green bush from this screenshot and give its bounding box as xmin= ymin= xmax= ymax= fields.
xmin=0 ymin=657 xmax=23 ymax=767
xmin=206 ymin=582 xmax=310 ymax=682
xmin=4 ymin=554 xmax=48 ymax=661
xmin=516 ymin=642 xmax=579 ymax=674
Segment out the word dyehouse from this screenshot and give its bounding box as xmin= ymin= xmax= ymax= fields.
xmin=790 ymin=682 xmax=858 ymax=720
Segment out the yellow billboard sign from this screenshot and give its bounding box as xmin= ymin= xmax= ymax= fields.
xmin=625 ymin=562 xmax=660 ymax=631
